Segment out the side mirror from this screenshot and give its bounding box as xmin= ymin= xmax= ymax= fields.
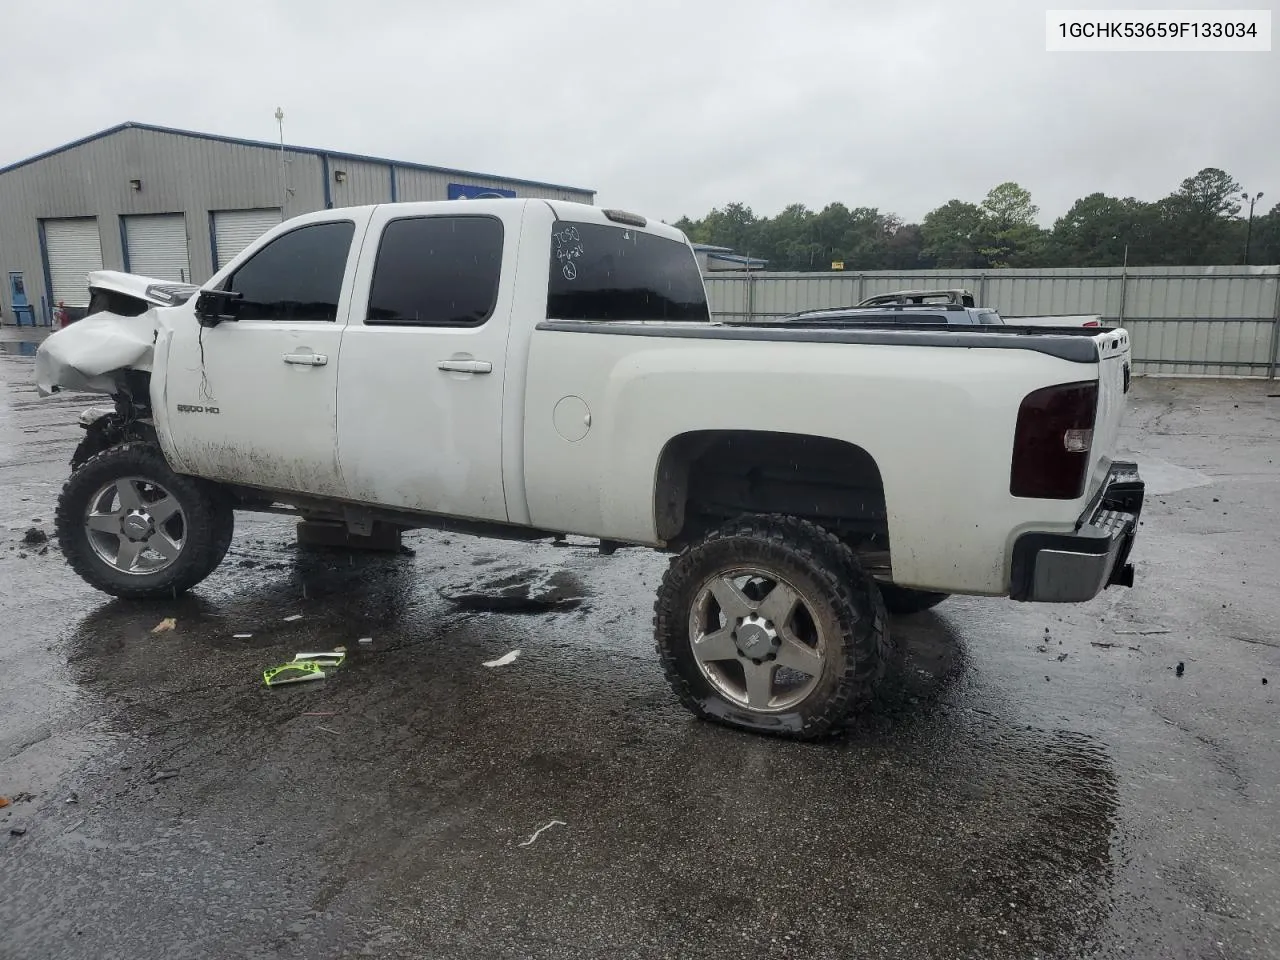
xmin=195 ymin=290 xmax=242 ymax=327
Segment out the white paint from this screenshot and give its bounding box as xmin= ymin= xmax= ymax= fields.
xmin=233 ymin=633 xmax=253 ymax=639
xmin=283 ymin=614 xmax=303 ymax=622
xmin=358 ymin=637 xmax=373 ymax=645
xmin=523 ymin=316 xmax=1131 ymax=594
xmin=518 ymin=820 xmax=566 ymax=847
xmin=482 ymin=650 xmax=521 ymax=668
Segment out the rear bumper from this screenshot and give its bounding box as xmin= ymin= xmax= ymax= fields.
xmin=1009 ymin=462 xmax=1144 ymax=603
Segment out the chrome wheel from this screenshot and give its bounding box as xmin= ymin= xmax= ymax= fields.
xmin=688 ymin=567 xmax=826 ymax=712
xmin=84 ymin=476 xmax=187 ymax=575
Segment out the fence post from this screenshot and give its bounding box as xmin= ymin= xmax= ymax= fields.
xmin=855 ymin=272 xmax=865 ymax=305
xmin=745 ymin=271 xmax=755 ymax=323
xmin=1268 ymin=274 xmax=1280 ymax=380
xmin=977 ymin=273 xmax=987 ymax=306
xmin=1117 ymin=267 xmax=1128 ymax=327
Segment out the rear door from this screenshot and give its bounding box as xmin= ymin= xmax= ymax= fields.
xmin=162 ymin=212 xmax=368 ymax=498
xmin=335 ymin=201 xmax=522 ymax=521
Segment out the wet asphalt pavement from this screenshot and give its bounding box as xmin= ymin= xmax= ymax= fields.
xmin=1 ymin=333 xmax=1278 ymax=960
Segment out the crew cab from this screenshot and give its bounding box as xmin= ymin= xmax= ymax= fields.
xmin=36 ymin=199 xmax=1144 ymax=739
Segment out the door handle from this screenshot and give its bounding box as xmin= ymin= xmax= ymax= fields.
xmin=437 ymin=359 xmax=493 ymax=374
xmin=283 ymin=353 xmax=328 ymax=366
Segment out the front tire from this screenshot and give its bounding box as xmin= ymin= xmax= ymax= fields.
xmin=55 ymin=442 xmax=234 ymax=599
xmin=654 ymin=515 xmax=891 ymax=740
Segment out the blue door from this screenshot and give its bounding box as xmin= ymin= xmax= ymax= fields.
xmin=8 ymin=273 xmax=35 ymax=326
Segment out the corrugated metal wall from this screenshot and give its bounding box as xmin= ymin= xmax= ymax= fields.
xmin=0 ymin=125 xmax=593 ymax=322
xmin=705 ymin=267 xmax=1280 ymax=378
xmin=327 ymin=157 xmax=393 ymax=207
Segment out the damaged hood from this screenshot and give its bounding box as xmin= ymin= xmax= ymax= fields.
xmin=83 ymin=269 xmax=198 ymax=306
xmin=35 ymin=269 xmax=196 ymax=397
xmin=35 ymin=309 xmax=162 ymax=396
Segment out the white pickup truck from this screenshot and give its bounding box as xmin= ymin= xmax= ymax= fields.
xmin=36 ymin=199 xmax=1144 ymax=739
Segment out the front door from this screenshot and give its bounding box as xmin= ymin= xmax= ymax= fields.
xmin=159 ymin=212 xmax=370 ymax=499
xmin=335 ymin=202 xmax=521 ymax=522
xmin=8 ymin=272 xmax=33 ymax=326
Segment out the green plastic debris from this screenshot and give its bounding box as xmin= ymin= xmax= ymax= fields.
xmin=263 ymin=661 xmax=327 ymax=687
xmin=263 ymin=647 xmax=348 ymax=688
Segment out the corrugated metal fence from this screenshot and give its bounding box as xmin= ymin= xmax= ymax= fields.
xmin=704 ymin=266 xmax=1280 ymax=377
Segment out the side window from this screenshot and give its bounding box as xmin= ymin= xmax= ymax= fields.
xmin=225 ymin=221 xmax=355 ymax=322
xmin=546 ymin=220 xmax=710 ymax=322
xmin=366 ymin=216 xmax=504 ymax=326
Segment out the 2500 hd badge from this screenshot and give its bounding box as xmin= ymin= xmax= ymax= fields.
xmin=176 ymin=404 xmax=219 ymax=414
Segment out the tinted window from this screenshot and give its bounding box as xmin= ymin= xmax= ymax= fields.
xmin=366 ymin=216 xmax=503 ymax=326
xmin=977 ymin=310 xmax=1004 ymax=325
xmin=547 ymin=221 xmax=709 ymax=322
xmin=226 ymin=221 xmax=354 ymax=322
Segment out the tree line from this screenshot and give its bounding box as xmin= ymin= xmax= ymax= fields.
xmin=672 ymin=168 xmax=1278 ymax=272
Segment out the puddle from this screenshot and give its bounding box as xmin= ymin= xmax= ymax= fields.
xmin=1125 ymin=455 xmax=1214 ymax=495
xmin=438 ymin=565 xmax=586 ymax=612
xmin=0 ymin=341 xmax=39 ymax=357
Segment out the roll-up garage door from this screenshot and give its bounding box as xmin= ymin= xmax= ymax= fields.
xmin=44 ymin=218 xmax=104 ymax=307
xmin=213 ymin=208 xmax=283 ymax=270
xmin=123 ymin=213 xmax=191 ymax=282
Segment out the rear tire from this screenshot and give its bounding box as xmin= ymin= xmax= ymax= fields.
xmin=877 ymin=583 xmax=949 ymax=616
xmin=653 ymin=514 xmax=891 ymax=740
xmin=55 ymin=442 xmax=235 ymax=599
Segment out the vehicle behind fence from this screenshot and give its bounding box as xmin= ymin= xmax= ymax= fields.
xmin=705 ymin=265 xmax=1280 ymax=378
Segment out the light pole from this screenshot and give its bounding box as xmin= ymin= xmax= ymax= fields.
xmin=1111 ymin=234 xmax=1128 ymax=268
xmin=1242 ymin=190 xmax=1264 ymax=265
xmin=275 ymin=107 xmax=287 ymax=212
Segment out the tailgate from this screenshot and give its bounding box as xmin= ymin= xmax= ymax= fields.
xmin=1087 ymin=327 xmax=1133 ymax=499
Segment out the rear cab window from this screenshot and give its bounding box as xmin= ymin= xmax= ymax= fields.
xmin=547 ymin=220 xmax=709 ymax=322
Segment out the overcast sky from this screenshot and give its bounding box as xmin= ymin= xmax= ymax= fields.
xmin=2 ymin=0 xmax=1275 ymax=225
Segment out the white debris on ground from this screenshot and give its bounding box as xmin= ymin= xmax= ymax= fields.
xmin=517 ymin=820 xmax=566 ymax=847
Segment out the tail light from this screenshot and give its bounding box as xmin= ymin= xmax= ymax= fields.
xmin=1010 ymin=381 xmax=1099 ymax=499
xmin=1083 ymin=320 xmax=1100 ymax=327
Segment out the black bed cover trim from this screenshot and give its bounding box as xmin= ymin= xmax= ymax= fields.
xmin=536 ymin=320 xmax=1102 ymax=363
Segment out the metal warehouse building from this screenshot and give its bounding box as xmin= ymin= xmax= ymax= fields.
xmin=0 ymin=122 xmax=594 ymax=325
